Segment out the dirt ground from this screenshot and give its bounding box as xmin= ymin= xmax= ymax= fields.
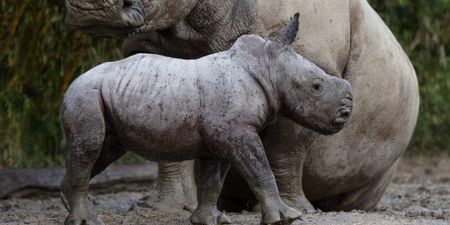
xmin=1 ymin=157 xmax=449 ymax=225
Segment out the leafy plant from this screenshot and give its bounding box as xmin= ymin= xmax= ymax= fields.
xmin=0 ymin=0 xmax=122 ymax=167
xmin=371 ymin=0 xmax=450 ymax=155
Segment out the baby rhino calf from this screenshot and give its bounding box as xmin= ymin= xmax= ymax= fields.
xmin=60 ymin=14 xmax=352 ymax=225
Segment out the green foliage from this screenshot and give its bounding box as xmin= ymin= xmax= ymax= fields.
xmin=370 ymin=0 xmax=450 ymax=155
xmin=0 ymin=0 xmax=448 ymax=167
xmin=0 ymin=0 xmax=122 ymax=167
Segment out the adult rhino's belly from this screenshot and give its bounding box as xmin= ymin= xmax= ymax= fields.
xmin=301 ymin=124 xmax=403 ymax=201
xmin=301 ymin=97 xmax=417 ymax=201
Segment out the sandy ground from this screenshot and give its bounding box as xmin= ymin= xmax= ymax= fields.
xmin=0 ymin=157 xmax=449 ymax=225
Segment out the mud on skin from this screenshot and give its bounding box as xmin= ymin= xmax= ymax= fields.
xmin=60 ymin=14 xmax=352 ymax=225
xmin=64 ymin=0 xmax=420 ymax=214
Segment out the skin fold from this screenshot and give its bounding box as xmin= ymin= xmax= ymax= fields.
xmin=60 ymin=15 xmax=353 ymax=225
xmin=64 ymin=0 xmax=420 ymax=213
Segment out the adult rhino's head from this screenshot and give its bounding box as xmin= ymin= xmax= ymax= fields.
xmin=232 ymin=13 xmax=353 ymax=135
xmin=65 ymin=0 xmax=198 ymax=38
xmin=274 ymin=13 xmax=353 ymax=134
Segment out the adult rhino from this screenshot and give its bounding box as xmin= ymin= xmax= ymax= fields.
xmin=65 ymin=0 xmax=419 ymax=213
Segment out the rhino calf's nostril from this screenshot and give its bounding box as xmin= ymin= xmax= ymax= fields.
xmin=340 ymin=110 xmax=350 ymax=118
xmin=123 ymin=0 xmax=133 ymax=9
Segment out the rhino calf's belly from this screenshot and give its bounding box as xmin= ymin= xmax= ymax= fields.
xmin=103 ymin=94 xmax=205 ymax=161
xmin=113 ymin=125 xmax=205 ymax=161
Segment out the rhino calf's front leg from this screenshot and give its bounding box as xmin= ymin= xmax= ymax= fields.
xmin=264 ymin=118 xmax=316 ymax=213
xmin=205 ymin=127 xmax=302 ymax=225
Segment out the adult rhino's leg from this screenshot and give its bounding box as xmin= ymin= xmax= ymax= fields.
xmin=264 ymin=118 xmax=316 ymax=213
xmin=151 ymin=161 xmax=197 ymax=212
xmin=190 ymin=158 xmax=231 ymax=225
xmin=60 ymin=89 xmax=107 ymax=225
xmin=312 ymin=159 xmax=399 ymax=211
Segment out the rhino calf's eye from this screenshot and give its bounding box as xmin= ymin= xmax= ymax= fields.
xmin=312 ymin=83 xmax=321 ymax=91
xmin=311 ymin=78 xmax=324 ymax=94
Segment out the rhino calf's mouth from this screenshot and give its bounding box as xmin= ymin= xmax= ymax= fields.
xmin=333 ymin=107 xmax=352 ymax=127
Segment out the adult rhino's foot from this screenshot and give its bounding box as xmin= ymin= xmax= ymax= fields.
xmin=261 ymin=199 xmax=302 ymax=225
xmin=190 ymin=207 xmax=232 ymax=225
xmin=152 ymin=186 xmax=197 ymax=212
xmin=149 ymin=161 xmax=197 ymax=212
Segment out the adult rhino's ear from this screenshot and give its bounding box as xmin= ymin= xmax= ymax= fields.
xmin=274 ymin=13 xmax=300 ymax=46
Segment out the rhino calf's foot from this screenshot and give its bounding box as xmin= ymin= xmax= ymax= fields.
xmin=260 ymin=198 xmax=302 ymax=225
xmin=254 ymin=194 xmax=315 ymax=215
xmin=64 ymin=202 xmax=105 ymax=225
xmin=61 ymin=176 xmax=105 ymax=225
xmin=282 ymin=194 xmax=316 ymax=214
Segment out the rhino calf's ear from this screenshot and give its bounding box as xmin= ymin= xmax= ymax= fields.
xmin=275 ymin=13 xmax=300 ymax=46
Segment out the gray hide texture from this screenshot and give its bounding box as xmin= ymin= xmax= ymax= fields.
xmin=64 ymin=0 xmax=420 ymax=213
xmin=60 ymin=15 xmax=353 ymax=225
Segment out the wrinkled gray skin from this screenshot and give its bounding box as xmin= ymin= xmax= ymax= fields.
xmin=60 ymin=15 xmax=353 ymax=225
xmin=65 ymin=0 xmax=420 ymax=214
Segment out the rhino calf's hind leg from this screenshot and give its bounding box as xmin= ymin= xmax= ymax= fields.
xmin=60 ymin=89 xmax=107 ymax=225
xmin=190 ymin=158 xmax=231 ymax=225
xmin=89 ymin=138 xmax=126 ymax=179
